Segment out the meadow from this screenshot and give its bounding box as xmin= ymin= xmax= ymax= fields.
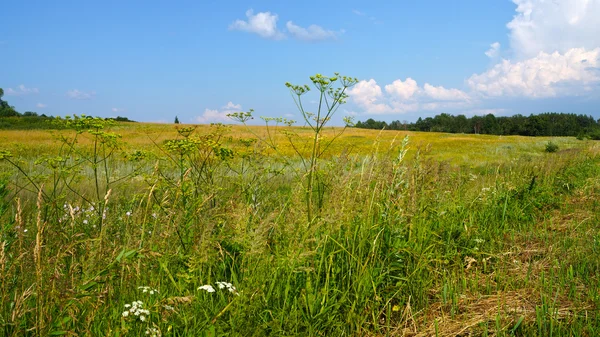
xmin=1 ymin=117 xmax=599 ymax=336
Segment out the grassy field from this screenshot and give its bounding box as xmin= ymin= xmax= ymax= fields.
xmin=1 ymin=119 xmax=599 ymax=336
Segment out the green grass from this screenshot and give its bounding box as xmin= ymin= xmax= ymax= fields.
xmin=0 ymin=122 xmax=599 ymax=336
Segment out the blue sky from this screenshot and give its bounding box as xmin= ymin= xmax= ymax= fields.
xmin=1 ymin=0 xmax=599 ymax=124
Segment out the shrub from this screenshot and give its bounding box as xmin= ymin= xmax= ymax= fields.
xmin=545 ymin=141 xmax=559 ymax=153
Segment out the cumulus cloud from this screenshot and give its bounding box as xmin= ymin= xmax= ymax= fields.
xmin=5 ymin=85 xmax=39 ymax=96
xmin=230 ymin=9 xmax=343 ymax=42
xmin=485 ymin=42 xmax=501 ymax=58
xmin=36 ymin=103 xmax=46 ymax=108
xmin=286 ymin=21 xmax=339 ymax=41
xmin=348 ymin=79 xmax=392 ymax=114
xmin=468 ymin=47 xmax=600 ymax=97
xmin=67 ymin=89 xmax=95 ymax=100
xmin=423 ymin=83 xmax=471 ymax=101
xmin=348 ymin=0 xmax=600 ymax=116
xmin=196 ymin=102 xmax=242 ymax=123
xmin=468 ymin=0 xmax=600 ymax=99
xmin=507 ymin=0 xmax=600 ymax=59
xmin=349 ymin=78 xmax=471 ymax=114
xmin=385 ymin=78 xmax=419 ymax=100
xmin=229 ymin=9 xmax=285 ymax=40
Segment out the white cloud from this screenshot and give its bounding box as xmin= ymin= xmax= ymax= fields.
xmin=385 ymin=78 xmax=419 ymax=100
xmin=66 ymin=89 xmax=95 ymax=100
xmin=350 ymin=78 xmax=471 ymax=115
xmin=348 ymin=79 xmax=392 ymax=114
xmin=485 ymin=42 xmax=501 ymax=58
xmin=111 ymin=107 xmax=127 ymax=113
xmin=423 ymin=83 xmax=471 ymax=101
xmin=468 ymin=47 xmax=600 ymax=97
xmin=195 ymin=102 xmax=243 ymax=123
xmin=223 ymin=102 xmax=241 ymax=110
xmin=507 ymin=0 xmax=600 ymax=59
xmin=467 ymin=0 xmax=600 ymax=99
xmin=229 ymin=9 xmax=285 ymax=40
xmin=5 ymin=85 xmax=39 ymax=96
xmin=36 ymin=103 xmax=46 ymax=108
xmin=286 ymin=21 xmax=339 ymax=42
xmin=352 ymin=9 xmax=365 ymax=16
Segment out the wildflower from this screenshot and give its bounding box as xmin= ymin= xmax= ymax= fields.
xmin=216 ymin=281 xmax=238 ymax=294
xmin=122 ymin=300 xmax=148 ymax=322
xmin=163 ymin=305 xmax=174 ymax=311
xmin=83 ymin=220 xmax=88 ymax=225
xmin=152 ymin=213 xmax=157 ymax=219
xmin=23 ymin=229 xmax=28 ymax=233
xmin=138 ymin=286 xmax=158 ymax=295
xmin=126 ymin=211 xmax=132 ymax=217
xmin=198 ymin=285 xmax=215 ymax=293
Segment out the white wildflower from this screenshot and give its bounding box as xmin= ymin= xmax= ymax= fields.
xmin=123 ymin=300 xmax=149 ymax=322
xmin=126 ymin=211 xmax=132 ymax=216
xmin=198 ymin=285 xmax=215 ymax=293
xmin=138 ymin=286 xmax=158 ymax=295
xmin=216 ymin=281 xmax=238 ymax=294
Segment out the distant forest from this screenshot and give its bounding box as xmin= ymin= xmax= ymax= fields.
xmin=355 ymin=113 xmax=600 ymax=139
xmin=0 ymin=88 xmax=135 ymax=129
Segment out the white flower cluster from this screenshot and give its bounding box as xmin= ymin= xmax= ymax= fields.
xmin=216 ymin=281 xmax=237 ymax=294
xmin=198 ymin=285 xmax=215 ymax=293
xmin=122 ymin=300 xmax=150 ymax=321
xmin=138 ymin=286 xmax=159 ymax=295
xmin=198 ymin=281 xmax=238 ymax=295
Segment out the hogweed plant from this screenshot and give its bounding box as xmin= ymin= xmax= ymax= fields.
xmin=229 ymin=73 xmax=358 ymax=223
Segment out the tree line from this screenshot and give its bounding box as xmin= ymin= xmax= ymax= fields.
xmin=0 ymin=88 xmax=135 ymax=129
xmin=355 ymin=113 xmax=600 ymax=139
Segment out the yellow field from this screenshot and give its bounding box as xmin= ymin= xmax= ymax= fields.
xmin=0 ymin=122 xmax=591 ymax=167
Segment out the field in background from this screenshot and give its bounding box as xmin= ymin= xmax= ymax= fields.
xmin=0 ymin=122 xmax=585 ymax=164
xmin=1 ymin=121 xmax=599 ymax=336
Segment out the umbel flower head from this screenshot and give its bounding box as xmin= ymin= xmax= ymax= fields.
xmin=122 ymin=300 xmax=150 ymax=322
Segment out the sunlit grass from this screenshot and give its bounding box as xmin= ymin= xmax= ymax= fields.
xmin=0 ymin=121 xmax=599 ymax=336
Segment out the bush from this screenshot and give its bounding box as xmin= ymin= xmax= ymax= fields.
xmin=545 ymin=141 xmax=559 ymax=153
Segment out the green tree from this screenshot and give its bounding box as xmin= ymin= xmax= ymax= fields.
xmin=174 ymin=116 xmax=180 ymax=124
xmin=0 ymin=88 xmax=19 ymax=117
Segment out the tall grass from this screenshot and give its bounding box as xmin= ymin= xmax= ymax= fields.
xmin=0 ymin=120 xmax=599 ymax=336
